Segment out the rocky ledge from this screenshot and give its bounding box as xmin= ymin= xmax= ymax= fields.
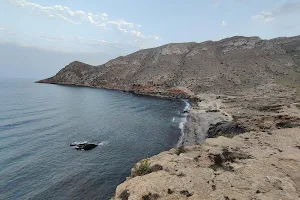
xmin=113 ymin=128 xmax=300 ymax=200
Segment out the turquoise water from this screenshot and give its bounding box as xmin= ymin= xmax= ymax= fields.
xmin=0 ymin=79 xmax=185 ymax=200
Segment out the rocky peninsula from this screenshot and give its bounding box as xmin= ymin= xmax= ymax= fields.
xmin=37 ymin=35 xmax=300 ymax=199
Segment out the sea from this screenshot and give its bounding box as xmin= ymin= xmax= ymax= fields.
xmin=0 ymin=78 xmax=187 ymax=200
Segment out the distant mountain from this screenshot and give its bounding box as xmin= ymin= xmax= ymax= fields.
xmin=37 ymin=35 xmax=300 ymax=98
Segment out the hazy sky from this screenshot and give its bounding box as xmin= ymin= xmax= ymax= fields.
xmin=1 ymin=0 xmax=300 ymax=78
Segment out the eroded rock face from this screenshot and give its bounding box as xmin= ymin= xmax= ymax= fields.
xmin=221 ymin=36 xmax=261 ymax=53
xmin=36 ymin=35 xmax=300 ymax=96
xmin=167 ymin=87 xmax=194 ymax=99
xmin=206 ymin=121 xmax=246 ymax=138
xmin=160 ymin=43 xmax=192 ymax=55
xmin=113 ymin=128 xmax=300 ymax=200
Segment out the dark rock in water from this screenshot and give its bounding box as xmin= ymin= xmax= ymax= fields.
xmin=70 ymin=141 xmax=87 ymax=146
xmin=206 ymin=121 xmax=246 ymax=138
xmin=75 ymin=143 xmax=97 ymax=150
xmin=70 ymin=142 xmax=98 ymax=150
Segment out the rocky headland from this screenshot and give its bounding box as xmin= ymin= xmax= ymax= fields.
xmin=37 ymin=35 xmax=300 ymax=199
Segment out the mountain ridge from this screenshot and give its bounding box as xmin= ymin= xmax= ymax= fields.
xmin=37 ymin=35 xmax=300 ymax=98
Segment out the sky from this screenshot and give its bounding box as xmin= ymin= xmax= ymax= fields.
xmin=0 ymin=0 xmax=300 ymax=78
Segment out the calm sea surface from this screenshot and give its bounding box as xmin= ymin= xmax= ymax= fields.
xmin=0 ymin=78 xmax=185 ymax=200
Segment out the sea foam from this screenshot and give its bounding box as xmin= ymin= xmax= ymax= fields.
xmin=177 ymin=100 xmax=190 ymax=147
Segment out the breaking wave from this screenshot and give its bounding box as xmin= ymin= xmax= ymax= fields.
xmin=177 ymin=100 xmax=190 ymax=147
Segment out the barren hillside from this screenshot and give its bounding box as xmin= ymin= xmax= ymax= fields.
xmin=37 ymin=35 xmax=300 ymax=97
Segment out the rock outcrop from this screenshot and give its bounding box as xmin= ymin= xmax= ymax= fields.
xmin=113 ymin=128 xmax=300 ymax=200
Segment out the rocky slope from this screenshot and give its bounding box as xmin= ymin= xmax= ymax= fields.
xmin=37 ymin=35 xmax=300 ymax=98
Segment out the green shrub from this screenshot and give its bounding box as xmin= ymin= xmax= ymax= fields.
xmin=209 ymin=164 xmax=219 ymax=171
xmin=136 ymin=159 xmax=150 ymax=176
xmin=132 ymin=160 xmax=163 ymax=177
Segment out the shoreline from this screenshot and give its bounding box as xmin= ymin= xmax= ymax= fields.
xmin=36 ymin=81 xmax=200 ymax=146
xmin=37 ymin=81 xmax=195 ymax=148
xmin=179 ymin=94 xmax=234 ymax=146
xmin=36 ymin=81 xmax=234 ymax=147
xmin=35 ymin=81 xmax=194 ymax=101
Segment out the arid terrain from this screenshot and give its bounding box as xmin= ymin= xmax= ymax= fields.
xmin=37 ymin=35 xmax=300 ymax=200
xmin=37 ymin=35 xmax=300 ymax=98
